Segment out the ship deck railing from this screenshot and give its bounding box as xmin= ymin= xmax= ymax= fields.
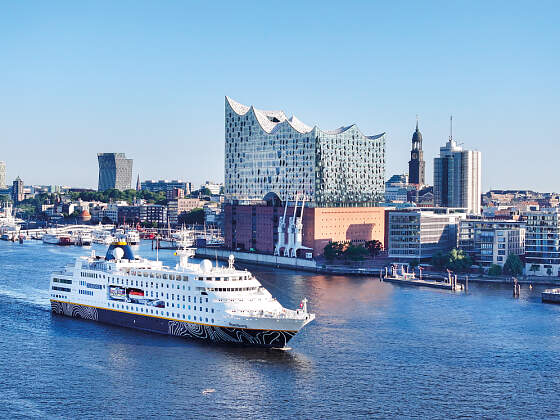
xmin=228 ymin=309 xmax=309 ymax=320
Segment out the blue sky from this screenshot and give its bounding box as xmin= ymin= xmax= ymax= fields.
xmin=1 ymin=1 xmax=558 ymax=191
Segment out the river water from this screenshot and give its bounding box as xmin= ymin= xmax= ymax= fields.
xmin=0 ymin=240 xmax=559 ymax=419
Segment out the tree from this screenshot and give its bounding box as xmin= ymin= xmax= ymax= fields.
xmin=447 ymin=248 xmax=473 ymax=273
xmin=343 ymin=245 xmax=369 ymax=262
xmin=503 ymin=254 xmax=523 ymax=276
xmin=409 ymin=259 xmax=420 ymax=270
xmin=177 ymin=208 xmax=205 ymax=225
xmin=431 ymin=251 xmax=449 ymax=270
xmin=529 ymin=264 xmax=540 ymax=275
xmin=488 ymin=264 xmax=502 ymax=276
xmin=322 ymin=241 xmax=346 ymax=261
xmin=547 ymin=267 xmax=553 ymax=276
xmin=364 ymin=240 xmax=383 ymax=257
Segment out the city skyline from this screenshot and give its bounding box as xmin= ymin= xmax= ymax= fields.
xmin=1 ymin=2 xmax=558 ymax=191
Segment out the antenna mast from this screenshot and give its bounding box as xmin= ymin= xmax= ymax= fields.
xmin=449 ymin=115 xmax=453 ymax=141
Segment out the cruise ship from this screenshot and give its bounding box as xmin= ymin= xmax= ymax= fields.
xmin=49 ymin=242 xmax=315 ymax=348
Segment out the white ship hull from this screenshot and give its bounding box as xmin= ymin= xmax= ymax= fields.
xmin=49 ymin=243 xmax=314 ymax=348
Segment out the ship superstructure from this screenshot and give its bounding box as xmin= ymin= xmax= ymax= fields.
xmin=50 ymin=243 xmax=314 ymax=347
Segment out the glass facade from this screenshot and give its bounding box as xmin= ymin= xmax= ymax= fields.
xmin=224 ymin=97 xmax=385 ymax=207
xmin=97 ymin=153 xmax=133 ymax=191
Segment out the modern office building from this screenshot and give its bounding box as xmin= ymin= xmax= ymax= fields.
xmin=0 ymin=161 xmax=6 ymax=189
xmin=387 ymin=207 xmax=467 ymax=260
xmin=525 ymin=208 xmax=560 ymax=276
xmin=458 ymin=219 xmax=525 ymax=270
xmin=12 ymin=176 xmax=24 ymax=204
xmin=141 ymin=179 xmax=192 ymax=196
xmin=97 ymin=153 xmax=133 ymax=191
xmin=224 ymin=97 xmax=385 ymax=207
xmin=408 ymin=120 xmax=425 ymax=185
xmin=433 ymin=122 xmax=481 ymax=214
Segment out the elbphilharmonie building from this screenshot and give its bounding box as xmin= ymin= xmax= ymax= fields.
xmin=224 ymin=97 xmax=385 ymax=207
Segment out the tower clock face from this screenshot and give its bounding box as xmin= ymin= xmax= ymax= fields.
xmin=412 ymin=153 xmax=417 ymax=159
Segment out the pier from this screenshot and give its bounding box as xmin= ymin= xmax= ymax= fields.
xmin=382 ymin=264 xmax=462 ymax=291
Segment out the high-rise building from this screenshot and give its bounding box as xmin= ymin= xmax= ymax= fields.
xmin=408 ymin=119 xmax=425 ymax=185
xmin=433 ymin=119 xmax=481 ymax=214
xmin=12 ymin=176 xmax=24 ymax=203
xmin=0 ymin=161 xmax=6 ymax=189
xmin=97 ymin=153 xmax=133 ymax=191
xmin=224 ymin=97 xmax=385 ymax=207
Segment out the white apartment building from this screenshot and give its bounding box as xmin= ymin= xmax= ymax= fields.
xmin=388 ymin=208 xmax=467 ymax=260
xmin=525 ymin=208 xmax=560 ymax=276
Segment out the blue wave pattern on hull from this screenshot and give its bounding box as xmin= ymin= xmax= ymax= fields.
xmin=51 ymin=300 xmax=295 ymax=348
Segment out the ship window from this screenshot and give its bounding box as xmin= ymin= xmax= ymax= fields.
xmin=167 ymin=312 xmax=169 ymax=316
xmin=194 ymin=316 xmax=196 ymax=321
xmin=206 ymin=308 xmax=208 ymax=312
xmin=150 ymin=273 xmax=154 ymax=278
xmin=144 ymin=273 xmax=148 ymax=277
xmin=206 ymin=298 xmax=208 ymax=303
xmin=163 ymin=274 xmax=168 ymax=279
xmin=205 ymin=318 xmax=208 ymax=322
xmin=169 ymin=275 xmax=174 ymax=280
xmin=188 ymin=305 xmax=191 ymax=310
xmin=188 ymin=315 xmax=191 ymax=320
xmin=194 ymin=306 xmax=196 ymax=310
xmin=211 ymin=319 xmax=214 ymax=323
xmin=211 ymin=309 xmax=214 ymax=313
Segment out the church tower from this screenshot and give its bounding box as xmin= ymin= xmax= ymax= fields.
xmin=408 ymin=118 xmax=425 ymax=185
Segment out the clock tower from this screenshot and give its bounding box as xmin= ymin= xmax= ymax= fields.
xmin=408 ymin=119 xmax=425 ymax=185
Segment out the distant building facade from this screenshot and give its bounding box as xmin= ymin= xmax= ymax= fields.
xmin=201 ymin=181 xmax=222 ymax=195
xmin=385 ymin=174 xmax=413 ymax=202
xmin=167 ymin=198 xmax=202 ymax=226
xmin=224 ymin=201 xmax=386 ymax=257
xmin=97 ymin=153 xmax=133 ymax=191
xmin=408 ymin=120 xmax=425 ymax=185
xmin=224 ymin=97 xmax=385 ymax=207
xmin=525 ymin=208 xmax=560 ymax=276
xmin=433 ymin=129 xmax=481 ymax=214
xmin=12 ymin=177 xmax=24 ymax=203
xmin=141 ymin=179 xmax=191 ymax=196
xmin=141 ymin=204 xmax=167 ymax=225
xmin=458 ymin=219 xmax=525 ymax=270
xmin=387 ymin=208 xmax=467 ymax=260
